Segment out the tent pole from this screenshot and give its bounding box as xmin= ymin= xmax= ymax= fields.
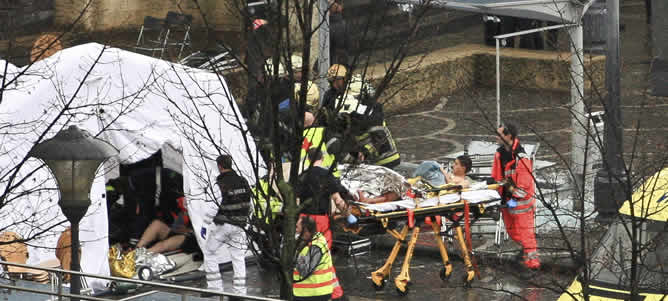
xmin=569 ymin=24 xmax=586 ymax=210
xmin=496 ymin=38 xmax=501 ymax=127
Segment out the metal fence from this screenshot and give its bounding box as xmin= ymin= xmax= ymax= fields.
xmin=0 ymin=260 xmax=283 ymax=301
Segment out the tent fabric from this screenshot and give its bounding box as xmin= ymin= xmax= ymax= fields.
xmin=619 ymin=167 xmax=668 ymax=221
xmin=0 ymin=43 xmax=262 ymax=288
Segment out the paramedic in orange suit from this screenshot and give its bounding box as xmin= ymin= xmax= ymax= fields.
xmin=491 ymin=123 xmax=540 ymax=272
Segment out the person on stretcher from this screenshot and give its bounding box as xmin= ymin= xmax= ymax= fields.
xmin=354 ymin=155 xmax=473 ymax=204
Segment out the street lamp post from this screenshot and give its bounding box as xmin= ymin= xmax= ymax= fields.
xmin=29 ymin=125 xmax=118 ymax=300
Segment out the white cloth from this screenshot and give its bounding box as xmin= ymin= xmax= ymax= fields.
xmin=361 ymin=189 xmax=502 ymax=212
xmin=204 ymin=223 xmax=248 ymax=295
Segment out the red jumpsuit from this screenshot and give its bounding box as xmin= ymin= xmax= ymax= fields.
xmin=492 ymin=138 xmax=540 ymax=269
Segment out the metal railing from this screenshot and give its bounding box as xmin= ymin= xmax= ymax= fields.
xmin=0 ymin=260 xmax=283 ymax=301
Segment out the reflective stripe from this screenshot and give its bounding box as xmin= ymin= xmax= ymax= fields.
xmin=293 ymin=266 xmax=335 ymax=276
xmin=509 ymin=205 xmax=534 ymax=214
xmin=525 ymin=251 xmax=539 ymax=259
xmin=206 ymin=275 xmax=222 ymax=281
xmin=293 ymin=278 xmax=337 ymax=289
xmin=505 ymin=170 xmax=515 ymax=176
xmin=376 ymin=152 xmax=400 ymax=166
xmin=514 ymin=197 xmax=533 ymax=207
xmin=105 ymin=185 xmax=114 ymax=191
xmin=220 ymin=202 xmax=250 ymax=211
xmin=513 ymin=188 xmax=528 ymax=198
xmin=368 ymin=126 xmax=385 ymax=133
xmin=325 ymin=137 xmax=339 ymax=150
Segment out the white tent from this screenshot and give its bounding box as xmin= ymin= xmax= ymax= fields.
xmin=0 ymin=43 xmax=262 ymax=288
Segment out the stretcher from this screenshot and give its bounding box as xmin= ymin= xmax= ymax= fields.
xmin=342 ymin=182 xmax=504 ymax=295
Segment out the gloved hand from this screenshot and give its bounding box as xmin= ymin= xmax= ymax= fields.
xmin=506 ymin=199 xmax=518 ymax=208
xmin=346 ymin=214 xmax=358 ymax=225
xmin=200 ymin=227 xmax=207 ymax=240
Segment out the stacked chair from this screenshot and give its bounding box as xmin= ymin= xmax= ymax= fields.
xmin=135 ymin=11 xmax=193 ymax=60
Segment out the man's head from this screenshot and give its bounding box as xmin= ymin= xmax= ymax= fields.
xmin=216 ymin=154 xmax=233 ymax=172
xmin=329 ymin=0 xmax=343 ymax=14
xmin=454 ymin=155 xmax=472 ymax=176
xmin=327 ymin=64 xmax=347 ymax=91
xmin=496 ymin=122 xmax=518 ymax=149
xmin=297 ymin=215 xmax=317 ymax=240
xmin=306 ymin=148 xmax=324 ymax=165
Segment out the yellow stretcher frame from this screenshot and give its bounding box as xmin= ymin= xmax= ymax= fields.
xmin=352 ymin=195 xmax=502 ymax=295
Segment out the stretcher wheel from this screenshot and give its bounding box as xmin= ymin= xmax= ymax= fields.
xmin=396 ymin=286 xmax=409 ymax=296
xmin=371 ymin=278 xmax=385 ymax=291
xmin=463 ymin=270 xmax=475 ymax=288
xmin=439 ymin=265 xmax=453 ymax=281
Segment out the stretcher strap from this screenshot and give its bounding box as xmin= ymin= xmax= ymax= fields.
xmin=463 ymin=201 xmax=480 ymax=277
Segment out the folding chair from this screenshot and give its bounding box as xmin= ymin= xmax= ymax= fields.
xmin=179 ymin=42 xmax=240 ymax=72
xmin=135 ymin=16 xmax=167 ymax=58
xmin=164 ymin=11 xmax=193 ymax=60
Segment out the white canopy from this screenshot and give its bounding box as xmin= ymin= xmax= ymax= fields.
xmin=0 ymin=43 xmax=262 ymax=288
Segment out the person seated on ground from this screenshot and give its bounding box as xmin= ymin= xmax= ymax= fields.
xmin=107 ymin=168 xmax=198 ymax=254
xmin=135 ymin=196 xmax=198 ymax=254
xmin=440 ymin=155 xmax=473 ymax=188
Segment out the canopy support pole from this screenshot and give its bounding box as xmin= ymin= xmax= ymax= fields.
xmin=493 ymin=23 xmax=577 ymax=130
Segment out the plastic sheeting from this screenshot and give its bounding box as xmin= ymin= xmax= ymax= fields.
xmin=0 ymin=43 xmax=262 ymax=288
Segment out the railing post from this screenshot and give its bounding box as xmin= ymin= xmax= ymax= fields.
xmin=57 ymin=272 xmax=63 ymax=301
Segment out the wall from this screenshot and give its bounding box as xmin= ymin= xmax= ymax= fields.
xmin=53 ymin=0 xmax=242 ymax=32
xmin=227 ymin=43 xmax=605 ymax=114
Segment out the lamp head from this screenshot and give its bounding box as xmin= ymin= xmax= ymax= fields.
xmin=29 ymin=125 xmax=118 ymax=222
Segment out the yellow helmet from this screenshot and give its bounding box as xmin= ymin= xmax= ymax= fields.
xmin=295 ymin=81 xmax=320 ymax=108
xmin=327 ymin=64 xmax=347 ymax=81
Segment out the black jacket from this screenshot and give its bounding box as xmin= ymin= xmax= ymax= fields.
xmin=215 ymin=171 xmax=251 ymax=224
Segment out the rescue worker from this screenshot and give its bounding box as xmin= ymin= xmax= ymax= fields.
xmin=203 ymin=155 xmax=251 ymax=299
xmin=251 ymin=174 xmax=283 ymax=225
xmin=296 ymin=148 xmax=356 ymax=300
xmin=319 ymin=64 xmax=348 ymax=126
xmin=491 ymin=123 xmax=540 ymax=276
xmin=300 ymin=125 xmax=341 ymax=177
xmin=293 ymin=215 xmax=335 ymax=301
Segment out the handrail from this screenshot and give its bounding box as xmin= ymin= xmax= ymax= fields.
xmin=0 ymin=282 xmax=110 ymax=301
xmin=0 ymin=260 xmax=284 ymax=301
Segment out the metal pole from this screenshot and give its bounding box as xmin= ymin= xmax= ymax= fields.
xmin=317 ymin=0 xmax=330 ymax=102
xmin=496 ymin=38 xmax=501 ymax=127
xmin=594 ymin=0 xmax=625 ymax=223
xmin=605 ymin=0 xmax=623 ymax=173
xmin=70 ymin=223 xmax=81 ymax=301
xmin=569 ymin=24 xmax=586 ymax=211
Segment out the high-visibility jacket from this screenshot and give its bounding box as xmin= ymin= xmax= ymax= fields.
xmin=293 ymin=232 xmax=335 ymax=298
xmin=301 ymin=127 xmax=340 ymax=177
xmin=356 ymin=122 xmax=401 ymax=169
xmin=251 ymin=177 xmax=283 ymax=223
xmin=492 ymin=138 xmax=536 ymax=214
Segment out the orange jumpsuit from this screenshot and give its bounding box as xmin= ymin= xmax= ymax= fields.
xmin=492 ymin=138 xmax=540 ymax=269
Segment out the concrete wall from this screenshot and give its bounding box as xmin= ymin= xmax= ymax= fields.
xmin=53 ymin=0 xmax=241 ymax=32
xmin=227 ymin=44 xmax=605 ymax=114
xmin=372 ymin=44 xmax=605 ymax=113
